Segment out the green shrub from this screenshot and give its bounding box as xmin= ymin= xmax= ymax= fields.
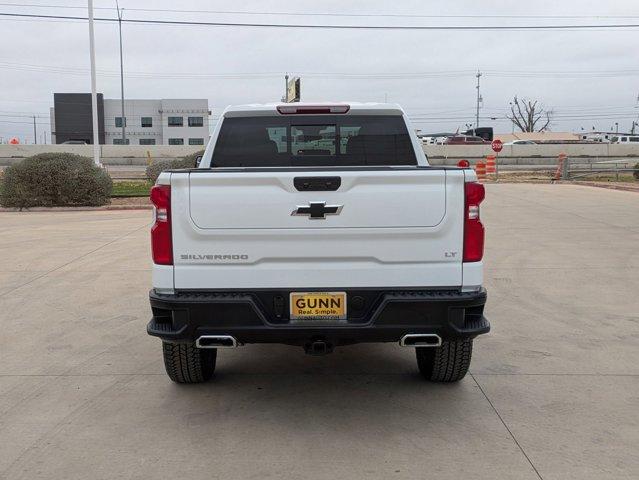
xmin=145 ymin=150 xmax=205 ymax=183
xmin=634 ymin=162 xmax=639 ymax=180
xmin=0 ymin=153 xmax=112 ymax=209
xmin=182 ymin=149 xmax=206 ymax=167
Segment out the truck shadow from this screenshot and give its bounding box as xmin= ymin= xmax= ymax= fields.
xmin=215 ymin=343 xmax=418 ymax=377
xmin=168 ymin=344 xmax=475 ymax=433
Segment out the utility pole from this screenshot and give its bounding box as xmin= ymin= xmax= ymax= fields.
xmin=32 ymin=115 xmax=37 ymax=144
xmin=632 ymin=93 xmax=639 ymax=135
xmin=116 ymin=0 xmax=126 ymax=144
xmin=475 ymin=70 xmax=482 ymax=132
xmin=88 ymin=0 xmax=101 ymax=165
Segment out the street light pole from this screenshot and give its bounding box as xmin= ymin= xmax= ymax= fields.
xmin=116 ymin=0 xmax=126 ymax=144
xmin=87 ymin=0 xmax=101 ymax=165
xmin=284 ymin=73 xmax=289 ymax=102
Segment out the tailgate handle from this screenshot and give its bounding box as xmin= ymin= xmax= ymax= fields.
xmin=294 ymin=176 xmax=341 ymax=191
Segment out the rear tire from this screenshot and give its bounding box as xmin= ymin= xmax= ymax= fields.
xmin=416 ymin=339 xmax=473 ymax=382
xmin=162 ymin=342 xmax=217 ymax=384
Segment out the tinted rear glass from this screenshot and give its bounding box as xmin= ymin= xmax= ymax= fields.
xmin=211 ymin=115 xmax=417 ymax=167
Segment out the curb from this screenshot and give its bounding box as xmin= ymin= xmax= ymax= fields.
xmin=567 ymin=181 xmax=639 ymax=193
xmin=0 ymin=205 xmax=152 ymax=212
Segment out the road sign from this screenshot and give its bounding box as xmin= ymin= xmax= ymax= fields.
xmin=491 ymin=139 xmax=503 ymax=153
xmin=285 ymin=77 xmax=301 ymax=103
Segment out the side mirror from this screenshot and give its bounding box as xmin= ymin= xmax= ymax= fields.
xmin=195 ymin=155 xmax=203 ymax=167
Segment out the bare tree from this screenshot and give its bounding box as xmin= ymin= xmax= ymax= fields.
xmin=507 ymin=96 xmax=553 ymax=132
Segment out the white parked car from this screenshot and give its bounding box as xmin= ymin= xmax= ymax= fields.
xmin=421 ymin=135 xmax=449 ymax=145
xmin=147 ymin=103 xmax=490 ymax=384
xmin=611 ymin=135 xmax=639 ymax=144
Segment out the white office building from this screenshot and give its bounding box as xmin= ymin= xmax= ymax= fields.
xmin=50 ymin=95 xmax=210 ymax=145
xmin=105 ymin=98 xmax=210 ymax=146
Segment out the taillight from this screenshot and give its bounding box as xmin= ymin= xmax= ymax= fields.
xmin=150 ymin=185 xmax=172 ymax=265
xmin=463 ymin=182 xmax=485 ymax=262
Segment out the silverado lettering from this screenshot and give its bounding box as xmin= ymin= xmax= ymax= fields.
xmin=180 ymin=254 xmax=249 ymax=260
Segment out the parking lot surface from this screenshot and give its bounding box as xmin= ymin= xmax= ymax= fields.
xmin=0 ymin=184 xmax=638 ymax=480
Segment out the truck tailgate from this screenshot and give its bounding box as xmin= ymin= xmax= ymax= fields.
xmin=189 ymin=170 xmax=445 ymax=229
xmin=171 ymin=169 xmax=465 ymax=289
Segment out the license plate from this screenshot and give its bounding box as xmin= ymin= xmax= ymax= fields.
xmin=289 ymin=292 xmax=347 ymax=320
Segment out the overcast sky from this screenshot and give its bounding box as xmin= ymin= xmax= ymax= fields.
xmin=1 ymin=0 xmax=639 ymax=142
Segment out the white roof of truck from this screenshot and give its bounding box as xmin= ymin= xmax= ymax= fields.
xmin=222 ymin=102 xmax=405 ymax=117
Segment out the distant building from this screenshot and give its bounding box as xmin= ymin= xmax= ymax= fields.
xmin=50 ymin=93 xmax=210 ymax=145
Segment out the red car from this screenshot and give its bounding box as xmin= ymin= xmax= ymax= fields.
xmin=444 ymin=135 xmax=491 ymax=145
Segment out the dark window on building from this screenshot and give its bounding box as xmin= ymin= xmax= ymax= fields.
xmin=113 ymin=138 xmax=130 ymax=145
xmin=169 ymin=138 xmax=184 ymax=145
xmin=212 ymin=115 xmax=417 ymax=167
xmin=139 ymin=138 xmax=156 ymax=145
xmin=168 ymin=116 xmax=183 ymax=127
xmin=141 ymin=117 xmax=152 ymax=128
xmin=188 ymin=116 xmax=204 ymax=127
xmin=115 ymin=117 xmax=126 ymax=128
xmin=188 ymin=138 xmax=204 ymax=145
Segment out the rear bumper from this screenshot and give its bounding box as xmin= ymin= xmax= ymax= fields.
xmin=147 ymin=288 xmax=489 ymax=346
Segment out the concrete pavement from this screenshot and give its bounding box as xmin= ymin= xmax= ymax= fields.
xmin=0 ymin=184 xmax=637 ymax=479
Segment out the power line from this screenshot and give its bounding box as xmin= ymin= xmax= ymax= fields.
xmin=3 ymin=61 xmax=639 ymax=80
xmin=1 ymin=109 xmax=637 ymax=122
xmin=2 ymin=3 xmax=639 ymax=20
xmin=484 ymin=70 xmax=639 ymax=78
xmin=409 ymin=112 xmax=639 ymax=118
xmin=1 ymin=101 xmax=636 ymax=119
xmin=14 ymin=108 xmax=639 ymax=120
xmin=0 ymin=119 xmax=50 ymax=124
xmin=1 ymin=12 xmax=639 ymax=30
xmin=0 ymin=113 xmax=49 ymax=117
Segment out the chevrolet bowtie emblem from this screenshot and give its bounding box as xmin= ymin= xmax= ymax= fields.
xmin=291 ymin=202 xmax=343 ymax=220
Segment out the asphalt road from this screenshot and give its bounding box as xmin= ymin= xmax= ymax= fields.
xmin=0 ymin=184 xmax=637 ymax=480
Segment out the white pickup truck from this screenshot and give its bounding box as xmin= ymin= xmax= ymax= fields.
xmin=147 ymin=103 xmax=489 ymax=384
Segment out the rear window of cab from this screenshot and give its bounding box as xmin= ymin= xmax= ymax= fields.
xmin=211 ymin=115 xmax=417 ymax=167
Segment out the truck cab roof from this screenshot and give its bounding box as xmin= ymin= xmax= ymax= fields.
xmin=222 ymin=102 xmax=405 ymax=117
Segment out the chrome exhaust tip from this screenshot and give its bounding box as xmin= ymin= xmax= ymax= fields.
xmin=196 ymin=335 xmax=239 ymax=349
xmin=399 ymin=334 xmax=442 ymax=347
